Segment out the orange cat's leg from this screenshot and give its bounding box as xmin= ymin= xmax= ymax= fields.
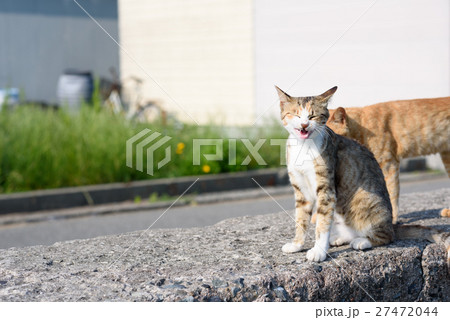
xmin=381 ymin=160 xmax=400 ymax=224
xmin=440 ymin=151 xmax=450 ymax=177
xmin=439 ymin=151 xmax=450 ymax=217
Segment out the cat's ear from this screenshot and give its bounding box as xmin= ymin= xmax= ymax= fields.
xmin=318 ymin=86 xmax=338 ymax=103
xmin=330 ymin=107 xmax=347 ymax=124
xmin=274 ymin=86 xmax=292 ymax=104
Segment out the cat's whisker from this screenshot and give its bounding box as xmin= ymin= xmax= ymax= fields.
xmin=325 ymin=126 xmax=334 ymax=136
xmin=317 ymin=126 xmax=326 ymax=138
xmin=319 ymin=128 xmax=329 ymax=141
xmin=318 ymin=130 xmax=325 ymax=141
xmin=324 ymin=127 xmax=333 ymax=140
xmin=317 ymin=126 xmax=331 ymax=140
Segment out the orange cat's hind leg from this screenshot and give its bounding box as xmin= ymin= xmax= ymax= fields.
xmin=439 ymin=151 xmax=450 ymax=217
xmin=381 ymin=160 xmax=400 ymax=224
xmin=440 ymin=151 xmax=450 ymax=177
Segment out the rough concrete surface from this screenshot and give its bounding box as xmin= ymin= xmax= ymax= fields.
xmin=0 ymin=189 xmax=449 ymax=302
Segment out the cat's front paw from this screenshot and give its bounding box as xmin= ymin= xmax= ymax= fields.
xmin=350 ymin=237 xmax=372 ymax=250
xmin=329 ymin=236 xmax=349 ymax=247
xmin=306 ymin=246 xmax=327 ymax=262
xmin=282 ymin=242 xmax=302 ymax=253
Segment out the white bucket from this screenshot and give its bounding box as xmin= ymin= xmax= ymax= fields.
xmin=57 ymin=70 xmax=93 ymax=111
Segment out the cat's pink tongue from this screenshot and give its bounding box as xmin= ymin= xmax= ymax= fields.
xmin=298 ymin=129 xmax=310 ymax=139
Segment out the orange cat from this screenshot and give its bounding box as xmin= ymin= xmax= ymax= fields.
xmin=327 ymin=97 xmax=450 ymax=223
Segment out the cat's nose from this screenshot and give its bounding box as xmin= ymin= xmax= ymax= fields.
xmin=301 ymin=122 xmax=309 ymax=129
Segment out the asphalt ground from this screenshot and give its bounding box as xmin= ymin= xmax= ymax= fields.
xmin=0 ymin=176 xmax=448 ymax=249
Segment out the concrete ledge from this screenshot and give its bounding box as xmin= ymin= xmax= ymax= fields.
xmin=0 ymin=189 xmax=448 ymax=302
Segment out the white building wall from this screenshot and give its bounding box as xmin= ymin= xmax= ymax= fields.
xmin=119 ymin=0 xmax=254 ymax=125
xmin=254 ymin=0 xmax=450 ymax=122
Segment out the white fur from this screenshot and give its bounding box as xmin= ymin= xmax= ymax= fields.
xmin=287 ymin=137 xmax=319 ymax=205
xmin=283 ymin=114 xmax=329 ymax=258
xmin=350 ymin=237 xmax=372 ymax=250
xmin=282 ymin=242 xmax=302 ymax=253
xmin=283 ymin=108 xmax=321 ymax=144
xmin=300 ymin=108 xmax=309 ymax=125
xmin=306 ymin=231 xmax=330 ymax=262
xmin=329 ymin=213 xmax=359 ymax=246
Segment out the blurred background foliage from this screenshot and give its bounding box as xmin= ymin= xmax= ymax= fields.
xmin=0 ymin=100 xmax=287 ymax=193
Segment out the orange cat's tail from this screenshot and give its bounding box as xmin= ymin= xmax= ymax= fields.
xmin=394 ymin=224 xmax=450 ymax=267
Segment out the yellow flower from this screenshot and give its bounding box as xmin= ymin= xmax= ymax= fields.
xmin=202 ymin=164 xmax=211 ymax=173
xmin=176 ymin=142 xmax=185 ymax=155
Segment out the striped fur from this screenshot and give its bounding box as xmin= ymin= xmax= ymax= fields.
xmin=327 ymin=97 xmax=450 ymax=223
xmin=394 ymin=225 xmax=450 ymax=266
xmin=276 ymin=86 xmax=450 ymax=264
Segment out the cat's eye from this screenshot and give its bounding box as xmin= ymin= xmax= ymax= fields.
xmin=308 ymin=115 xmax=315 ymax=120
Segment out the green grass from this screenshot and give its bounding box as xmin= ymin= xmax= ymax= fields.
xmin=0 ymin=105 xmax=287 ymax=193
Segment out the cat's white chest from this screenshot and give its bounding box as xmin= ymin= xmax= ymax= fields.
xmin=287 ymin=134 xmax=323 ymax=204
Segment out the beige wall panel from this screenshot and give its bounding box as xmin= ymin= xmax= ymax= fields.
xmin=119 ymin=0 xmax=254 ymax=125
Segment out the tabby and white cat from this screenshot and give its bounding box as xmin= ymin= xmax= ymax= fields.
xmin=276 ymin=86 xmax=449 ymax=263
xmin=327 ymin=98 xmax=450 ymax=223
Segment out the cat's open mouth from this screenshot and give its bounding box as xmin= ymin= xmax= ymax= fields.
xmin=295 ymin=128 xmax=311 ymax=139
